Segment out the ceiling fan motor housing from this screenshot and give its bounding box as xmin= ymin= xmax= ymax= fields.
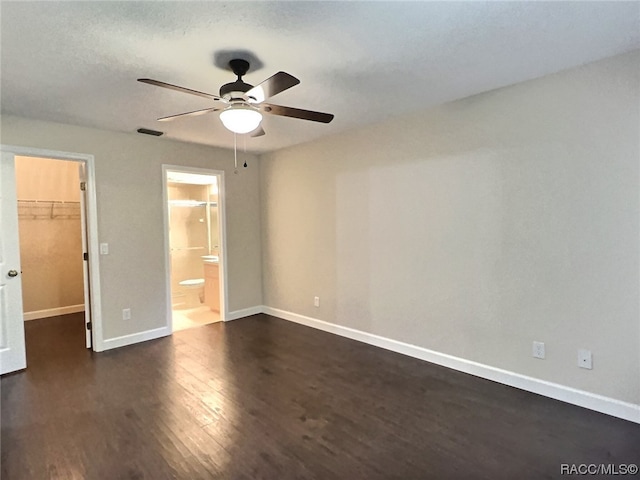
xmin=219 ymin=80 xmax=253 ymax=99
xmin=220 ymin=59 xmax=253 ymax=99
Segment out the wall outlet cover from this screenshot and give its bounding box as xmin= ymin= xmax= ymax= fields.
xmin=533 ymin=341 xmax=545 ymax=359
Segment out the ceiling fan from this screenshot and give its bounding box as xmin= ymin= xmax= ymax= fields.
xmin=138 ymin=59 xmax=334 ymax=137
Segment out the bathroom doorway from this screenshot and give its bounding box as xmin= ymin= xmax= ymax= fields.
xmin=163 ymin=166 xmax=226 ymax=332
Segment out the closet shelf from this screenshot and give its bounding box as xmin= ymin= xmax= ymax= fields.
xmin=17 ymin=200 xmax=81 ymax=220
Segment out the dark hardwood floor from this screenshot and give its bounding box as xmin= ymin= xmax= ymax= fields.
xmin=2 ymin=313 xmax=638 ymax=479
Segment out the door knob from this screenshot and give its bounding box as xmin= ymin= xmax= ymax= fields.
xmin=7 ymin=270 xmax=18 ymax=277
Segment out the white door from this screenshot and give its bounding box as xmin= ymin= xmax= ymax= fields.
xmin=0 ymin=151 xmax=27 ymax=374
xmin=78 ymin=163 xmax=92 ymax=348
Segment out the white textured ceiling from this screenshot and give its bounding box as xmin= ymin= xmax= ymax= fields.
xmin=1 ymin=1 xmax=639 ymax=154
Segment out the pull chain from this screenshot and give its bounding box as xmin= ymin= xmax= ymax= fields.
xmin=243 ymin=135 xmax=248 ymax=168
xmin=233 ymin=132 xmax=238 ymax=174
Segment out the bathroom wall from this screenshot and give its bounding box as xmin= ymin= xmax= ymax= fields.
xmin=209 ymin=188 xmax=220 ymax=256
xmin=15 ymin=156 xmax=84 ymax=316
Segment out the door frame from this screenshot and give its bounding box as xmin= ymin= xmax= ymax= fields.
xmin=0 ymin=144 xmax=103 ymax=351
xmin=161 ymin=164 xmax=228 ymax=331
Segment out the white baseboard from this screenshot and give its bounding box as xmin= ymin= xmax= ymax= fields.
xmin=100 ymin=326 xmax=171 ymax=352
xmin=262 ymin=306 xmax=640 ymax=424
xmin=97 ymin=305 xmax=262 ymax=352
xmin=226 ymin=305 xmax=263 ymax=321
xmin=23 ymin=304 xmax=85 ymax=321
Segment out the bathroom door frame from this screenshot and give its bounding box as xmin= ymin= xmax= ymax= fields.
xmin=161 ymin=165 xmax=228 ymax=331
xmin=0 ymin=144 xmax=103 ymax=353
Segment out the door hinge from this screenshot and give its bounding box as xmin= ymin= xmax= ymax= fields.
xmin=80 ymin=182 xmax=86 ymax=191
xmin=83 ymin=252 xmax=88 ymax=261
xmin=86 ymin=321 xmax=92 ymax=330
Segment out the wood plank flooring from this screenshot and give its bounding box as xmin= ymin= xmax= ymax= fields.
xmin=2 ymin=313 xmax=638 ymax=479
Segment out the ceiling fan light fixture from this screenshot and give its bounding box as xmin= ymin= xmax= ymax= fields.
xmin=219 ymin=105 xmax=263 ymax=134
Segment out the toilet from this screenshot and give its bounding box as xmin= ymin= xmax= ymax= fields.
xmin=178 ymin=278 xmax=205 ymax=307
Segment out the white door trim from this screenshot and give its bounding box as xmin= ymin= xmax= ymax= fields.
xmin=78 ymin=162 xmax=92 ymax=348
xmin=0 ymin=144 xmax=104 ymax=351
xmin=161 ymin=165 xmax=228 ymax=330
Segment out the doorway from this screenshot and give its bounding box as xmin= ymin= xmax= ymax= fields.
xmin=0 ymin=145 xmax=102 ymax=375
xmin=162 ymin=166 xmax=227 ymax=332
xmin=15 ymin=157 xmax=86 ymax=336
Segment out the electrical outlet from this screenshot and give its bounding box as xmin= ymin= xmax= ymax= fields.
xmin=314 ymin=296 xmax=320 ymax=307
xmin=532 ymin=341 xmax=545 ymax=359
xmin=100 ymin=243 xmax=109 ymax=255
xmin=122 ymin=308 xmax=131 ymax=320
xmin=578 ymin=349 xmax=592 ymax=369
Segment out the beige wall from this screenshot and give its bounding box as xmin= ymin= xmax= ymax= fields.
xmin=1 ymin=117 xmax=263 ymax=339
xmin=16 ymin=156 xmax=80 ymax=201
xmin=16 ymin=157 xmax=84 ymax=313
xmin=260 ymin=51 xmax=640 ymax=405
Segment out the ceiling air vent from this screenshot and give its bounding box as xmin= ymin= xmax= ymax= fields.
xmin=137 ymin=128 xmax=163 ymax=136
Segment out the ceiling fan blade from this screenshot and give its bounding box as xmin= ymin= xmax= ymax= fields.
xmin=245 ymin=72 xmax=300 ymax=103
xmin=259 ymin=103 xmax=334 ymax=123
xmin=157 ymin=107 xmax=221 ymax=122
xmin=138 ymin=78 xmax=222 ymax=101
xmin=250 ymin=126 xmax=266 ymax=137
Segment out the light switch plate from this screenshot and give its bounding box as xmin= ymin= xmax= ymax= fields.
xmin=100 ymin=243 xmax=109 ymax=255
